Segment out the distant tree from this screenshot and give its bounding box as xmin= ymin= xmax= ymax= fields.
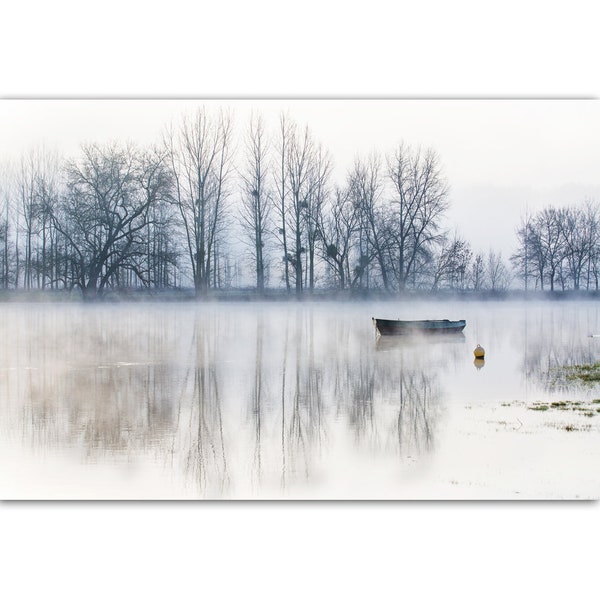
xmin=53 ymin=143 xmax=156 ymax=298
xmin=586 ymin=203 xmax=600 ymax=290
xmin=304 ymin=143 xmax=331 ymax=291
xmin=431 ymin=233 xmax=472 ymax=290
xmin=16 ymin=151 xmax=38 ymax=289
xmin=0 ymin=171 xmax=13 ymax=288
xmin=165 ymin=107 xmax=233 ymax=295
xmin=273 ymin=114 xmax=292 ymax=292
xmin=511 ymin=212 xmax=535 ymax=290
xmin=239 ymin=113 xmax=271 ymax=293
xmin=279 ymin=120 xmax=318 ymax=295
xmin=470 ymin=252 xmax=486 ymax=291
xmin=317 ymin=186 xmax=359 ymax=289
xmin=136 ymin=146 xmax=177 ymax=288
xmin=32 ymin=151 xmax=61 ymax=289
xmin=558 ymin=203 xmax=597 ymax=290
xmin=486 ymin=250 xmax=511 ymax=291
xmin=349 ymin=154 xmax=389 ymax=290
xmin=535 ymin=207 xmax=566 ymax=291
xmin=387 ymin=144 xmax=449 ymax=290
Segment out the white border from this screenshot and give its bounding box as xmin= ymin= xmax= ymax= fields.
xmin=1 ymin=2 xmax=598 ymax=599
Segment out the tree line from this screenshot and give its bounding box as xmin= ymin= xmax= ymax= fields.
xmin=0 ymin=106 xmax=592 ymax=299
xmin=511 ymin=203 xmax=600 ymax=292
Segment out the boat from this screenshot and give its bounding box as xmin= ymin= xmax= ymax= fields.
xmin=372 ymin=318 xmax=466 ymax=336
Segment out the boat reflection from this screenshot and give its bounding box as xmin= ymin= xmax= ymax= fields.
xmin=375 ymin=332 xmax=465 ymax=351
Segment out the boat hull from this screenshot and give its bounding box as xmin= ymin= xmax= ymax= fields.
xmin=373 ymin=318 xmax=466 ymax=336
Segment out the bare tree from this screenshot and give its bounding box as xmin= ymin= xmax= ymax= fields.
xmin=470 ymin=252 xmax=486 ymax=291
xmin=349 ymin=154 xmax=389 ymax=289
xmin=0 ymin=168 xmax=14 ymax=288
xmin=53 ymin=143 xmax=155 ymax=298
xmin=273 ymin=114 xmax=293 ymax=292
xmin=387 ymin=144 xmax=449 ymax=290
xmin=304 ymin=143 xmax=331 ymax=291
xmin=511 ymin=212 xmax=534 ymax=291
xmin=558 ymin=204 xmax=595 ymax=290
xmin=486 ymin=250 xmax=511 ymax=291
xmin=535 ymin=207 xmax=565 ymax=291
xmin=431 ymin=233 xmax=472 ymax=290
xmin=239 ymin=113 xmax=271 ymax=293
xmin=317 ymin=186 xmax=359 ymax=289
xmin=16 ymin=151 xmax=38 ymax=289
xmin=137 ymin=146 xmax=177 ymax=288
xmin=32 ymin=150 xmax=61 ymax=289
xmin=285 ymin=121 xmax=314 ymax=295
xmin=165 ymin=107 xmax=233 ymax=295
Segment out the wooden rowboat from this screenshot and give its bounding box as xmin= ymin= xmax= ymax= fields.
xmin=373 ymin=318 xmax=466 ymax=336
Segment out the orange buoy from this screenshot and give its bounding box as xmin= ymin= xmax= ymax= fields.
xmin=473 ymin=357 xmax=485 ymax=370
xmin=473 ymin=344 xmax=485 ymax=359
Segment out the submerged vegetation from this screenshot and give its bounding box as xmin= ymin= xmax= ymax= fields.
xmin=522 ymin=364 xmax=600 ymax=419
xmin=563 ymin=362 xmax=600 ymax=382
xmin=527 ymin=401 xmax=599 ymax=415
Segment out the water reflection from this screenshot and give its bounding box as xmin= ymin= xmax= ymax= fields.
xmin=182 ymin=317 xmax=230 ymax=495
xmin=1 ymin=304 xmax=464 ymax=498
xmin=515 ymin=305 xmax=600 ymax=392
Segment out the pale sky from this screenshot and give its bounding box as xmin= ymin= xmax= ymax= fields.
xmin=1 ymin=99 xmax=598 ymax=257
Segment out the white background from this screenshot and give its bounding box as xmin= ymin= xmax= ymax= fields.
xmin=1 ymin=1 xmax=599 ymax=599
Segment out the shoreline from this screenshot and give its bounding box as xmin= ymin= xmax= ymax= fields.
xmin=2 ymin=288 xmax=600 ymax=303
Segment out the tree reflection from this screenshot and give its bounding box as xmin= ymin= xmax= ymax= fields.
xmin=3 ymin=307 xmax=178 ymax=456
xmin=179 ymin=314 xmax=230 ymax=496
xmin=251 ymin=314 xmax=264 ymax=489
xmin=3 ymin=304 xmax=458 ymax=498
xmin=361 ymin=336 xmax=447 ymax=459
xmin=277 ymin=309 xmax=328 ymax=489
xmin=515 ymin=307 xmax=599 ymax=391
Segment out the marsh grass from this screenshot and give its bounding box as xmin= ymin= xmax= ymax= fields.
xmin=564 ymin=362 xmax=600 ymax=382
xmin=525 ymin=397 xmax=598 ymax=418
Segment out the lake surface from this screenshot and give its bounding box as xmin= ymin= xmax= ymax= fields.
xmin=1 ymin=300 xmax=599 ymax=499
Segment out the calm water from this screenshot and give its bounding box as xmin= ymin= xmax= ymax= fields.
xmin=1 ymin=300 xmax=599 ymax=499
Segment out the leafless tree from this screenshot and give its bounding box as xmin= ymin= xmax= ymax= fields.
xmin=53 ymin=143 xmax=156 ymax=298
xmin=317 ymin=186 xmax=359 ymax=289
xmin=0 ymin=168 xmax=14 ymax=288
xmin=286 ymin=121 xmax=314 ymax=295
xmin=470 ymin=252 xmax=486 ymax=291
xmin=16 ymin=151 xmax=38 ymax=289
xmin=348 ymin=154 xmax=389 ymax=289
xmin=558 ymin=203 xmax=597 ymax=290
xmin=273 ymin=113 xmax=293 ymax=292
xmin=511 ymin=212 xmax=535 ymax=290
xmin=304 ymin=142 xmax=331 ymax=291
xmin=534 ymin=207 xmax=565 ymax=291
xmin=387 ymin=144 xmax=449 ymax=290
xmin=165 ymin=107 xmax=233 ymax=295
xmin=137 ymin=146 xmax=178 ymax=288
xmin=239 ymin=113 xmax=271 ymax=293
xmin=431 ymin=233 xmax=472 ymax=290
xmin=486 ymin=250 xmax=511 ymax=291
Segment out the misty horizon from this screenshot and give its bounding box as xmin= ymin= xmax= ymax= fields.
xmin=0 ymin=99 xmax=599 ymax=296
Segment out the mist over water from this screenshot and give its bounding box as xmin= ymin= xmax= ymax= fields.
xmin=1 ymin=300 xmax=599 ymax=499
